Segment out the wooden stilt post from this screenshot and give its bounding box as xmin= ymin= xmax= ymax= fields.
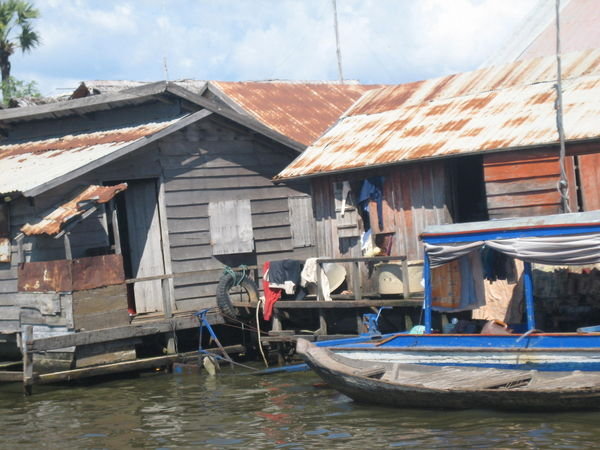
xmin=271 ymin=310 xmax=282 ymax=332
xmin=22 ymin=325 xmax=33 ymax=395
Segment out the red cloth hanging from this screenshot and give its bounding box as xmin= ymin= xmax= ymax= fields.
xmin=262 ymin=261 xmax=282 ymax=320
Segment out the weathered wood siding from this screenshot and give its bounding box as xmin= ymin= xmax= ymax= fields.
xmin=312 ymin=160 xmax=451 ymax=261
xmin=483 ymin=150 xmax=578 ymax=218
xmin=578 ymin=153 xmax=600 ymax=211
xmin=0 ymin=103 xmax=318 ymax=333
xmin=158 ymin=116 xmax=316 ymax=311
xmin=0 ymin=175 xmax=112 ymax=333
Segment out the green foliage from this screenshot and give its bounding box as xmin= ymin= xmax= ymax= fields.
xmin=0 ymin=1 xmax=40 ymax=101
xmin=0 ymin=0 xmax=40 ymax=55
xmin=2 ymin=75 xmax=39 ymax=104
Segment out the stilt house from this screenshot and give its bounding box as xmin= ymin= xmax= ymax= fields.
xmin=0 ymin=80 xmax=376 ymax=357
xmin=275 ymin=49 xmax=600 ymax=328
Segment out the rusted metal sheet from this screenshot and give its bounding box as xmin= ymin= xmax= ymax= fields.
xmin=211 ymin=81 xmax=381 ymax=146
xmin=18 ymin=254 xmax=125 ymax=292
xmin=276 ymin=49 xmax=600 ymax=180
xmin=0 ymin=237 xmax=10 ymax=263
xmin=0 ymin=116 xmax=187 ymax=196
xmin=21 ymin=184 xmax=127 ymax=236
xmin=18 ymin=260 xmax=72 ymax=292
xmin=71 ymin=254 xmax=125 ymax=291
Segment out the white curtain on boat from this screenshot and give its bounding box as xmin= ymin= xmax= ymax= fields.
xmin=425 ymin=233 xmax=600 ymax=267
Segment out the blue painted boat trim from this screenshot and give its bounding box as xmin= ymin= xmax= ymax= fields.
xmin=423 ymin=253 xmax=432 ymax=334
xmin=416 ymin=362 xmax=600 ymax=372
xmin=523 ymin=261 xmax=536 ymax=331
xmin=331 ymin=333 xmax=600 ymax=349
xmin=421 ymin=224 xmax=600 ymax=244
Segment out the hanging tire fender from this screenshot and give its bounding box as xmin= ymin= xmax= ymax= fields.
xmin=216 ymin=272 xmax=259 ymax=320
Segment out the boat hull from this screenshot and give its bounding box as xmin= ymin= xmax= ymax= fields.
xmin=299 ymin=339 xmax=600 ymax=411
xmin=328 ymin=334 xmax=600 ymax=371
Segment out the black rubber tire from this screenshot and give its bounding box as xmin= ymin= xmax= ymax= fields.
xmin=216 ymin=273 xmax=259 ymax=321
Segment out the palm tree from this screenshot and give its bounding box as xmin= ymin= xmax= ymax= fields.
xmin=0 ymin=0 xmax=39 ymax=101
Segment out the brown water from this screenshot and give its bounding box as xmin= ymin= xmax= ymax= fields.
xmin=1 ymin=367 xmax=599 ymax=449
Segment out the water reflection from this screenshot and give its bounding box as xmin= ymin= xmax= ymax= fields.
xmin=1 ymin=369 xmax=600 ymax=448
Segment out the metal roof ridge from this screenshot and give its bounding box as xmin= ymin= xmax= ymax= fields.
xmin=0 ymin=81 xmax=170 ymax=122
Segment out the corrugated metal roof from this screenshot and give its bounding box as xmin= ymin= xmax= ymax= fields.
xmin=0 ymin=115 xmax=188 ymax=195
xmin=21 ymin=183 xmax=128 ymax=236
xmin=211 ymin=81 xmax=381 ymax=146
xmin=276 ymin=49 xmax=600 ymax=180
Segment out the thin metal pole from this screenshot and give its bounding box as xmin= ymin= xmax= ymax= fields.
xmin=331 ymin=0 xmax=344 ymax=83
xmin=423 ymin=253 xmax=432 ymax=333
xmin=523 ymin=261 xmax=536 ymax=331
xmin=555 ymin=0 xmax=570 ymax=213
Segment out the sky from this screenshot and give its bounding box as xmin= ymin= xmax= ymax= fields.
xmin=9 ymin=0 xmax=540 ymax=97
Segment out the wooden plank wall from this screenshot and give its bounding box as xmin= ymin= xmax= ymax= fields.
xmin=0 ymin=177 xmax=110 ymax=333
xmin=158 ymin=117 xmax=316 ymax=311
xmin=578 ymin=153 xmax=600 ymax=211
xmin=388 ymin=162 xmax=451 ymax=260
xmin=312 ymin=160 xmax=451 ymax=262
xmin=483 ymin=150 xmax=577 ymax=218
xmin=0 ymin=110 xmax=318 ymax=329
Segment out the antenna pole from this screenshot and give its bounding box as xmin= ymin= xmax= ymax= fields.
xmin=331 ymin=0 xmax=344 ymax=83
xmin=555 ymin=0 xmax=570 ymax=212
xmin=163 ymin=56 xmax=170 ymax=82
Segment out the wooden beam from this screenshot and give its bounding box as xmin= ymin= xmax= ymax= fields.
xmin=110 ymin=200 xmax=121 ymax=254
xmin=157 ymin=175 xmax=175 ymax=317
xmin=54 ymin=205 xmax=99 ymax=238
xmin=0 ymin=371 xmax=22 ymax=382
xmin=232 ymin=299 xmax=423 ymax=309
xmin=30 ymin=313 xmax=220 ymax=352
xmin=17 ymin=236 xmax=23 ymax=264
xmin=31 ymin=326 xmax=160 ymax=352
xmin=22 ymin=326 xmax=33 ymax=395
xmin=32 ymin=344 xmax=245 ymax=385
xmin=63 ymin=233 xmax=72 ymax=260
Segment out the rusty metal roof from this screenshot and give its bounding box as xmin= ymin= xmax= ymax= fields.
xmin=21 ymin=184 xmax=128 ymax=236
xmin=211 ymin=81 xmax=381 ymax=146
xmin=276 ymin=49 xmax=600 ymax=180
xmin=0 ymin=114 xmax=190 ymax=196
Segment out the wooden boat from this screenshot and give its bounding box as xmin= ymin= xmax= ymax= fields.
xmin=297 ymin=338 xmax=600 ymax=411
xmin=320 ymin=211 xmax=600 ymax=372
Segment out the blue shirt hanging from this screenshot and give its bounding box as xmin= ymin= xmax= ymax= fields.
xmin=358 ymin=176 xmax=385 ymax=231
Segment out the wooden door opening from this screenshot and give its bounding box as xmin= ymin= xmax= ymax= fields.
xmin=111 ymin=179 xmax=167 ymax=314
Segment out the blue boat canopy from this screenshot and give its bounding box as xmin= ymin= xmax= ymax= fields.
xmin=421 ymin=211 xmax=600 ymax=268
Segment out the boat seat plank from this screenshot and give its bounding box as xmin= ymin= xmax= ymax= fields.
xmin=352 ymin=366 xmax=386 ymax=379
xmin=412 ymin=369 xmax=536 ymax=390
xmin=527 ymin=372 xmax=600 ymax=390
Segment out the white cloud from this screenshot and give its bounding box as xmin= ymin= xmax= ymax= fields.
xmin=9 ymin=0 xmax=538 ymax=96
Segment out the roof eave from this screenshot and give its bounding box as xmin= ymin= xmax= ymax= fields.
xmin=20 ymin=109 xmax=213 ymax=198
xmin=275 ymin=137 xmax=600 ymax=182
xmin=0 ymin=81 xmax=171 ymax=124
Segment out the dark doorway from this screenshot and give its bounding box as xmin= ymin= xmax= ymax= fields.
xmin=450 ymin=155 xmax=489 ymax=223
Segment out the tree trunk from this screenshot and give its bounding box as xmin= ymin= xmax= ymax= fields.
xmin=0 ymin=52 xmax=11 ymax=104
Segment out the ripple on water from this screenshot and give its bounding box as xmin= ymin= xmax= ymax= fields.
xmin=1 ymin=370 xmax=600 ymax=448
